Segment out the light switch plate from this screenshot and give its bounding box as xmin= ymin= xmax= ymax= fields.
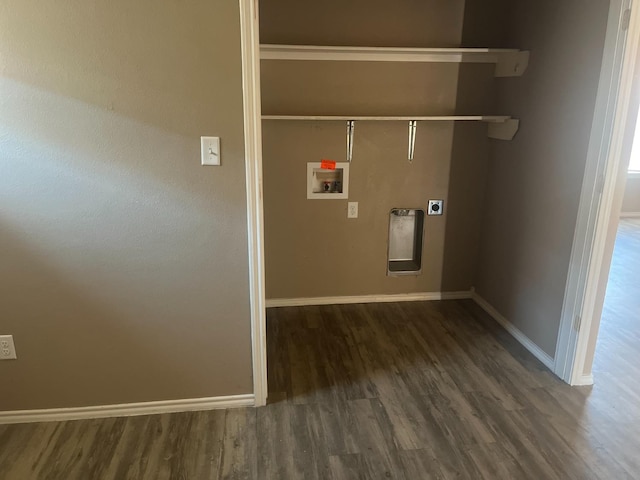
xmin=201 ymin=136 xmax=220 ymax=166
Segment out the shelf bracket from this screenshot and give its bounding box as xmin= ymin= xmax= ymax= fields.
xmin=346 ymin=120 xmax=355 ymax=162
xmin=495 ymin=51 xmax=530 ymax=77
xmin=408 ymin=121 xmax=417 ymax=162
xmin=487 ymin=118 xmax=519 ymax=141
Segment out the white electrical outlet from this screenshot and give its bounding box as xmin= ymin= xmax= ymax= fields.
xmin=0 ymin=335 xmax=17 ymax=360
xmin=348 ymin=202 xmax=358 ymax=218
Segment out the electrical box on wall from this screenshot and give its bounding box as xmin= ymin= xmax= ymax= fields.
xmin=428 ymin=200 xmax=444 ymax=215
xmin=307 ymin=162 xmax=350 ymax=199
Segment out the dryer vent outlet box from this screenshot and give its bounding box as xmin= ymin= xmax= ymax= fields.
xmin=387 ymin=208 xmax=425 ymax=275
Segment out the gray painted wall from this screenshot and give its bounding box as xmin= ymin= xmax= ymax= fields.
xmin=0 ymin=0 xmax=253 ymax=410
xmin=474 ymin=0 xmax=610 ymax=357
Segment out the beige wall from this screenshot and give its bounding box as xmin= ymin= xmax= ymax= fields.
xmin=259 ymin=0 xmax=465 ymax=48
xmin=474 ymin=0 xmax=610 ymax=357
xmin=260 ymin=1 xmax=498 ymax=299
xmin=621 ymin=177 xmax=640 ymax=213
xmin=263 ymin=120 xmax=492 ymax=298
xmin=0 ymin=0 xmax=253 ymax=410
xmin=460 ymin=0 xmax=512 ymax=48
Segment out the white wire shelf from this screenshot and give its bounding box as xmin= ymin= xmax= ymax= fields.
xmin=260 ymin=44 xmax=529 ymax=77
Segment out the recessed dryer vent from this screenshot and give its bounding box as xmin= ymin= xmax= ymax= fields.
xmin=387 ymin=208 xmax=425 ymax=275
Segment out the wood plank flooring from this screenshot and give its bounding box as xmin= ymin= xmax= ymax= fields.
xmin=1 ymin=221 xmax=640 ymax=479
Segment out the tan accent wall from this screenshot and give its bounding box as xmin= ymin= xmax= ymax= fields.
xmin=260 ymin=1 xmax=499 ymax=299
xmin=259 ymin=0 xmax=465 ymax=48
xmin=621 ymin=177 xmax=640 ymax=213
xmin=473 ymin=0 xmax=610 ymax=357
xmin=263 ymin=120 xmax=493 ymax=298
xmin=261 ymin=62 xmax=465 ymax=117
xmin=460 ymin=0 xmax=513 ymax=48
xmin=0 ymin=0 xmax=253 ymax=410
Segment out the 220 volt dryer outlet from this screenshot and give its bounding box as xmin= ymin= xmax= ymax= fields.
xmin=428 ymin=200 xmax=444 ymax=215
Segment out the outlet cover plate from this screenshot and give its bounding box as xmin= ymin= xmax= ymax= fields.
xmin=201 ymin=136 xmax=221 ymax=166
xmin=0 ymin=335 xmax=17 ymax=360
xmin=428 ymin=200 xmax=444 ymax=216
xmin=348 ymin=202 xmax=358 ymax=218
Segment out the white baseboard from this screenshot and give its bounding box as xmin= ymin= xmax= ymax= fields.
xmin=266 ymin=290 xmax=473 ymax=308
xmin=0 ymin=393 xmax=255 ymax=425
xmin=573 ymin=373 xmax=594 ymax=386
xmin=471 ymin=292 xmax=556 ymax=371
xmin=620 ymin=211 xmax=640 ymax=218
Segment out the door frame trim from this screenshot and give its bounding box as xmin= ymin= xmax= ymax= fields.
xmin=239 ymin=0 xmax=267 ymax=406
xmin=555 ymin=0 xmax=637 ymax=384
xmin=238 ymin=0 xmax=640 ymax=393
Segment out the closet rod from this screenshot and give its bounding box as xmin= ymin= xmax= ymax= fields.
xmin=262 ymin=116 xmax=521 ymax=141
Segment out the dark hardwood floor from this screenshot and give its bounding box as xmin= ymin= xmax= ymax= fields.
xmin=1 ymin=222 xmax=639 ymax=479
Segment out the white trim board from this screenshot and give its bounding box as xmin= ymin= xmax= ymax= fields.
xmin=574 ymin=374 xmax=595 ymax=386
xmin=238 ymin=0 xmax=268 ymax=406
xmin=266 ymin=291 xmax=473 ymax=308
xmin=471 ymin=293 xmax=556 ymax=371
xmin=620 ymin=211 xmax=640 ymax=218
xmin=556 ymin=0 xmax=634 ymax=385
xmin=0 ymin=394 xmax=255 ymax=425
